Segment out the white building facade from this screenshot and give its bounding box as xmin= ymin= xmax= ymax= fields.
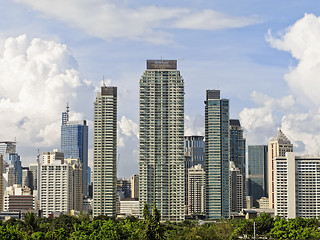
xmin=275 ymin=152 xmax=320 ymax=218
xmin=40 ymin=150 xmax=73 ymax=217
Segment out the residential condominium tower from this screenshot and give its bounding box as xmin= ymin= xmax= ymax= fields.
xmin=205 ymin=89 xmax=230 ymax=219
xmin=274 ymin=153 xmax=320 ymax=218
xmin=268 ymin=129 xmax=293 ymax=209
xmin=61 ymin=105 xmax=88 ymax=197
xmin=139 ymin=60 xmax=185 ymax=221
xmin=93 ymin=86 xmax=117 ymax=217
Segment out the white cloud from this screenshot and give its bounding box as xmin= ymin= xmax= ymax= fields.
xmin=0 ymin=34 xmax=85 ymax=148
xmin=185 ymin=114 xmax=204 ymax=136
xmin=14 ymin=0 xmax=260 ymax=44
xmin=267 ymin=13 xmax=320 ymax=107
xmin=241 ymin=13 xmax=320 ymax=154
xmin=118 ymin=116 xmax=138 ymax=138
xmin=174 ymin=10 xmax=261 ymax=30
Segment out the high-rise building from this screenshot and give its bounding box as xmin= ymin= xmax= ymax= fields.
xmin=22 ymin=167 xmax=33 ymax=190
xmin=131 ymin=174 xmax=139 ymax=199
xmin=184 ymin=136 xmax=205 ymax=168
xmin=61 ymin=105 xmax=88 ymax=197
xmin=229 ymin=119 xmax=246 ymax=211
xmin=187 ymin=164 xmax=205 ymax=215
xmin=184 ymin=136 xmax=205 ymax=208
xmin=274 ymin=152 xmax=320 ymax=218
xmin=93 ymin=86 xmax=117 ymax=217
xmin=248 ymin=145 xmax=268 ymax=206
xmin=117 ymin=178 xmax=131 ymax=200
xmin=40 ymin=150 xmax=72 ymax=217
xmin=65 ymin=158 xmax=83 ymax=211
xmin=205 ymin=89 xmax=230 ymax=219
xmin=0 ymin=154 xmax=3 ymax=211
xmin=229 ymin=161 xmax=243 ymax=213
xmin=0 ymin=141 xmax=16 ymax=155
xmin=139 ymin=60 xmax=185 ymax=221
xmin=268 ymin=129 xmax=293 ymax=209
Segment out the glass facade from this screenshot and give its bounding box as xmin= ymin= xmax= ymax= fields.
xmin=248 ymin=145 xmax=268 ymax=206
xmin=61 ymin=111 xmax=88 ymax=197
xmin=205 ymin=90 xmax=230 ymax=219
xmin=229 ymin=119 xmax=246 ymax=211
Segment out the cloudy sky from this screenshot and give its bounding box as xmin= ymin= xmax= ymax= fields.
xmin=1 ymin=0 xmax=320 ymax=178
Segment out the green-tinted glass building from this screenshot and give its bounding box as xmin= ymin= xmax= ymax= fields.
xmin=93 ymin=86 xmax=117 ymax=217
xmin=248 ymin=145 xmax=268 ymax=206
xmin=139 ymin=60 xmax=185 ymax=221
xmin=205 ymin=90 xmax=230 ymax=219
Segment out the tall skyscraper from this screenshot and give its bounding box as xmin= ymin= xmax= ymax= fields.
xmin=268 ymin=129 xmax=293 ymax=209
xmin=229 ymin=119 xmax=246 ymax=211
xmin=61 ymin=105 xmax=88 ymax=197
xmin=248 ymin=145 xmax=268 ymax=206
xmin=139 ymin=60 xmax=185 ymax=221
xmin=93 ymin=86 xmax=117 ymax=217
xmin=205 ymin=89 xmax=230 ymax=219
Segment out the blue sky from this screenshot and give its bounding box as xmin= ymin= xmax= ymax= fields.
xmin=1 ymin=0 xmax=320 ymax=178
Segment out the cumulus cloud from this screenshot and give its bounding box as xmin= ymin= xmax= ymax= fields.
xmin=185 ymin=114 xmax=204 ymax=136
xmin=14 ymin=0 xmax=260 ymax=44
xmin=267 ymin=13 xmax=320 ymax=107
xmin=241 ymin=13 xmax=320 ymax=154
xmin=0 ymin=34 xmax=85 ymax=148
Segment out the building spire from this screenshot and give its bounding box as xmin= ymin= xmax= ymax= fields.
xmin=66 ymin=102 xmax=69 ymax=122
xmin=103 ymin=76 xmax=106 ymax=87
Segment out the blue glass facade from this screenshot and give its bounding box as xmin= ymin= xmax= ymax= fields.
xmin=248 ymin=145 xmax=268 ymax=206
xmin=61 ymin=111 xmax=88 ymax=197
xmin=205 ymin=90 xmax=230 ymax=219
xmin=5 ymin=153 xmax=22 ymax=185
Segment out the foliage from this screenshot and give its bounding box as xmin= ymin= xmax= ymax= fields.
xmin=1 ymin=211 xmax=320 ymax=239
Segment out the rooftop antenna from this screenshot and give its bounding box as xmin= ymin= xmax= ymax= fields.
xmin=37 ymin=149 xmax=40 ymax=164
xmin=103 ymin=76 xmax=106 ymax=87
xmin=66 ymin=102 xmax=70 ymax=122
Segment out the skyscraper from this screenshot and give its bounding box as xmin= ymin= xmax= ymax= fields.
xmin=205 ymin=89 xmax=230 ymax=219
xmin=248 ymin=145 xmax=268 ymax=206
xmin=61 ymin=105 xmax=88 ymax=197
xmin=184 ymin=136 xmax=205 ymax=209
xmin=229 ymin=119 xmax=246 ymax=211
xmin=93 ymin=86 xmax=117 ymax=217
xmin=139 ymin=60 xmax=185 ymax=221
xmin=268 ymin=129 xmax=293 ymax=209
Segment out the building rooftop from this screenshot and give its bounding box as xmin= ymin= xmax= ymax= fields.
xmin=270 ymin=129 xmax=291 ymax=144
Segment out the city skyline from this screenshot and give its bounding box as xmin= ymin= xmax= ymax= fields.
xmin=1 ymin=1 xmax=320 ymax=178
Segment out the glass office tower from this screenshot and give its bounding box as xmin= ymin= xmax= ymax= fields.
xmin=205 ymin=89 xmax=230 ymax=219
xmin=61 ymin=106 xmax=88 ymax=197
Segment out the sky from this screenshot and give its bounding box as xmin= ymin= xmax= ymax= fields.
xmin=1 ymin=0 xmax=320 ymax=178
